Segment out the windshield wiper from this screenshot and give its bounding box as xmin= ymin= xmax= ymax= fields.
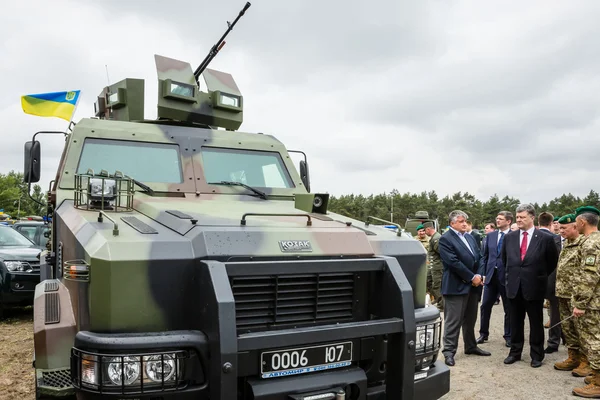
xmin=127 ymin=177 xmax=154 ymax=195
xmin=208 ymin=181 xmax=268 ymax=200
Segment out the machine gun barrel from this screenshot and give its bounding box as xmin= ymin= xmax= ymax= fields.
xmin=194 ymin=1 xmax=251 ymax=82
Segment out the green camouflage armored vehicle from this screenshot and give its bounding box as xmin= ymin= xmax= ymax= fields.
xmin=404 ymin=211 xmax=439 ymax=237
xmin=23 ymin=4 xmax=449 ymax=399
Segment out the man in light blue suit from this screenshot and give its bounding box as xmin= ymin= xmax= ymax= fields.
xmin=476 ymin=211 xmax=513 ymax=348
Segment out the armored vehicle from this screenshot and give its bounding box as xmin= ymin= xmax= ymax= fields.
xmin=23 ymin=4 xmax=449 ymax=399
xmin=404 ymin=211 xmax=439 ymax=237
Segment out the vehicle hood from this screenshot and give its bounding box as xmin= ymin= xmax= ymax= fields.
xmin=0 ymin=246 xmax=41 ymax=262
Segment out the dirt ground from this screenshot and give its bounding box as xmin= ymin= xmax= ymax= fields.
xmin=439 ymin=302 xmax=588 ymax=400
xmin=0 ymin=303 xmax=590 ymax=400
xmin=0 ymin=307 xmax=35 ymax=400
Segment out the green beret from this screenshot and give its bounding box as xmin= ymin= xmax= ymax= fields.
xmin=423 ymin=221 xmax=434 ymax=229
xmin=553 ymin=216 xmax=560 ymax=222
xmin=558 ymin=214 xmax=575 ymax=224
xmin=416 ymin=224 xmax=425 ymax=231
xmin=575 ymin=206 xmax=600 ymax=217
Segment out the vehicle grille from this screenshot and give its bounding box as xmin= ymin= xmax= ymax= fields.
xmin=231 ymin=272 xmax=357 ymax=333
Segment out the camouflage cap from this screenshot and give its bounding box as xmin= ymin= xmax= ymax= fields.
xmin=558 ymin=214 xmax=576 ymax=224
xmin=423 ymin=221 xmax=434 ymax=229
xmin=416 ymin=224 xmax=425 ymax=231
xmin=575 ymin=206 xmax=600 ymax=217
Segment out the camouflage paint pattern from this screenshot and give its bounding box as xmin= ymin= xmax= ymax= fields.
xmin=576 ymin=310 xmax=600 ymax=370
xmin=555 ymin=234 xmax=584 ymax=298
xmin=571 ymin=232 xmax=600 ymax=310
xmin=32 ymin=55 xmax=432 ymax=392
xmin=559 ymin=297 xmax=580 ymax=352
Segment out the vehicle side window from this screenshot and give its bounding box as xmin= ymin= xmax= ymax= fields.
xmin=17 ymin=226 xmax=37 ymax=242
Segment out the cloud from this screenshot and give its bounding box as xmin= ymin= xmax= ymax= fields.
xmin=2 ymin=0 xmax=600 ymax=207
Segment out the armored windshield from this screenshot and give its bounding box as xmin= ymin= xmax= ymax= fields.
xmin=201 ymin=147 xmax=294 ymax=189
xmin=76 ymin=138 xmax=183 ymax=183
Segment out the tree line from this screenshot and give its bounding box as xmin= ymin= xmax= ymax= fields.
xmin=0 ymin=171 xmax=47 ymax=218
xmin=328 ymin=189 xmax=600 ymax=229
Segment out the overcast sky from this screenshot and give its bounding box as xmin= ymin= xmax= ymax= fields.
xmin=3 ymin=0 xmax=600 ymax=205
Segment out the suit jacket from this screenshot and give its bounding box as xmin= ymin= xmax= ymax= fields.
xmin=501 ymin=228 xmax=559 ymax=301
xmin=480 ymin=230 xmax=507 ymax=287
xmin=539 ymin=228 xmax=561 ymax=298
xmin=439 ymin=229 xmax=484 ymax=296
xmin=469 ymin=230 xmax=483 ymax=250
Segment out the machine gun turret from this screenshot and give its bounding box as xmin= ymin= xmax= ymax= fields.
xmin=92 ymin=2 xmax=251 ymax=131
xmin=194 ymin=2 xmax=251 ymax=85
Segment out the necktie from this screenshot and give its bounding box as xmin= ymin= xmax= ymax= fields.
xmin=520 ymin=231 xmax=528 ymax=261
xmin=497 ymin=231 xmax=505 ymax=253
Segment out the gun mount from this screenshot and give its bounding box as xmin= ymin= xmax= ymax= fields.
xmin=93 ymin=2 xmax=252 ymax=131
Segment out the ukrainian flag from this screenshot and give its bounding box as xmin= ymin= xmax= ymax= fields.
xmin=21 ymin=90 xmax=81 ymax=121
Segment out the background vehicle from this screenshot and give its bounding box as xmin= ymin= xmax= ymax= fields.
xmin=0 ymin=225 xmax=42 ymax=316
xmin=23 ymin=5 xmax=449 ymax=399
xmin=404 ymin=211 xmax=440 ymax=237
xmin=13 ymin=220 xmax=50 ymax=248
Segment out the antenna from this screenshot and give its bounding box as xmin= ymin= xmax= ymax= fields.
xmin=105 ymin=65 xmax=111 ymax=85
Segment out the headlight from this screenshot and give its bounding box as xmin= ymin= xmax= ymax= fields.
xmin=89 ymin=178 xmax=116 ymax=200
xmin=416 ymin=324 xmax=436 ymax=351
xmin=5 ymin=261 xmax=31 ymax=272
xmin=145 ymin=354 xmax=176 ymax=382
xmin=107 ymin=356 xmax=141 ymax=385
xmin=77 ymin=351 xmax=183 ymax=391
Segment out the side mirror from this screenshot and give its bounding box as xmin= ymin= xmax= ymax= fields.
xmin=299 ymin=160 xmax=310 ymax=193
xmin=24 ymin=141 xmax=41 ymax=183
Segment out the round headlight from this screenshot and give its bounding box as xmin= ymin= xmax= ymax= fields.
xmin=107 ymin=356 xmax=140 ymax=385
xmin=144 ymin=354 xmax=176 ymax=382
xmin=313 ymin=196 xmax=323 ymax=208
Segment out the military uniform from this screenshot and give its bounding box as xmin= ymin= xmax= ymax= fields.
xmin=553 ymin=214 xmax=584 ymax=371
xmin=571 ymin=206 xmax=600 ymax=397
xmin=428 ymin=231 xmax=443 ymax=311
xmin=415 ymin=224 xmax=432 ymax=294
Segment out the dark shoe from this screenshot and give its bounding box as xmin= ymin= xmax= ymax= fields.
xmin=545 ymin=346 xmax=559 ymax=354
xmin=505 ymin=340 xmax=511 ymax=348
xmin=465 ymin=347 xmax=492 ymax=356
xmin=476 ymin=335 xmax=489 ymax=344
xmin=531 ymin=360 xmax=543 ymax=368
xmin=444 ymin=355 xmax=455 ymax=366
xmin=504 ymin=355 xmax=521 ymax=364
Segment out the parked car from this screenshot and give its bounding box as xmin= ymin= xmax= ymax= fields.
xmin=13 ymin=220 xmax=50 ymax=248
xmin=0 ymin=225 xmax=43 ymax=316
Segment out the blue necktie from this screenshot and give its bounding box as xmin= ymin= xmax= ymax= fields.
xmin=497 ymin=231 xmax=505 ymax=253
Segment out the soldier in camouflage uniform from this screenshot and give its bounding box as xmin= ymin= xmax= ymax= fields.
xmin=553 ymin=214 xmax=585 ymax=372
xmin=571 ymin=206 xmax=600 ymax=397
xmin=416 ymin=224 xmax=432 ymax=297
xmin=424 ymin=221 xmax=443 ymax=312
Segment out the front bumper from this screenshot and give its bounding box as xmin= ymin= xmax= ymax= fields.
xmin=366 ymin=360 xmax=450 ymax=400
xmin=1 ymin=271 xmax=39 ymax=305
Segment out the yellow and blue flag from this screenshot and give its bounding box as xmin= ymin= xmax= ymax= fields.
xmin=21 ymin=90 xmax=81 ymax=121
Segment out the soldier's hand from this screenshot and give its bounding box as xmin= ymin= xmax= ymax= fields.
xmin=573 ymin=307 xmax=586 ymax=317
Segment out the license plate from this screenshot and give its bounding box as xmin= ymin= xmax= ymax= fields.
xmin=261 ymin=341 xmax=353 ymax=379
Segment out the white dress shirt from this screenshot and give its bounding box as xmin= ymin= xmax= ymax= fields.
xmin=519 ymin=226 xmax=535 ymax=251
xmin=497 ymin=227 xmax=510 ymax=244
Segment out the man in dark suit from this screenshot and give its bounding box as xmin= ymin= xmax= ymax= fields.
xmin=537 ymin=211 xmax=562 ymax=354
xmin=439 ymin=210 xmax=491 ymax=366
xmin=476 ymin=211 xmax=513 ymax=348
xmin=502 ymin=204 xmax=560 ymax=368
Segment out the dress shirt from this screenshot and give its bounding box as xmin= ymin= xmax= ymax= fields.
xmin=449 ymin=226 xmax=479 ymax=282
xmin=519 ymin=226 xmax=535 ymax=251
xmin=497 ymin=228 xmax=510 ymax=244
xmin=450 ymin=227 xmax=474 ymax=255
